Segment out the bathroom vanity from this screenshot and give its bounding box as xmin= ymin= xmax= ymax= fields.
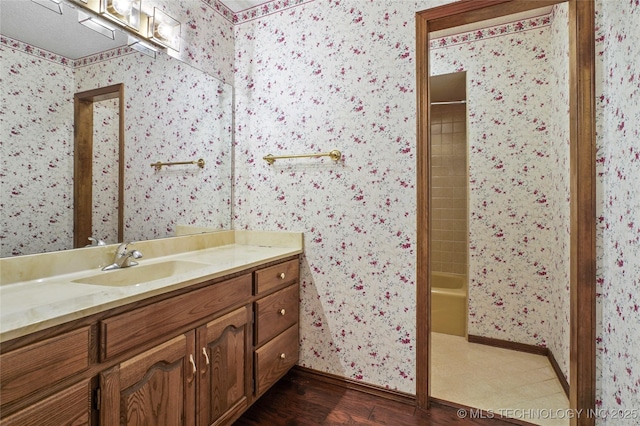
xmin=0 ymin=231 xmax=303 ymax=425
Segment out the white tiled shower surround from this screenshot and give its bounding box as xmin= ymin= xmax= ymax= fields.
xmin=1 ymin=1 xmax=638 ymax=423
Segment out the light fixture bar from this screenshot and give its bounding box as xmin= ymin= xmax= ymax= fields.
xmin=78 ymin=10 xmax=116 ymax=40
xmin=31 ymin=0 xmax=63 ymax=14
xmin=148 ymin=7 xmax=180 ymax=52
xmin=101 ymin=0 xmax=141 ymax=30
xmin=128 ymin=36 xmax=157 ymax=59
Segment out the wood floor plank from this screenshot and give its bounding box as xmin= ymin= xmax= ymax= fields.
xmin=235 ymin=370 xmax=523 ymax=425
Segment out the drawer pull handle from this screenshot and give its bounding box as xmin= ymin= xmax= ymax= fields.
xmin=188 ymin=354 xmax=197 ymax=382
xmin=279 ymin=308 xmax=286 ymax=316
xmin=279 ymin=272 xmax=286 ymax=279
xmin=280 ymin=353 xmax=286 ymax=360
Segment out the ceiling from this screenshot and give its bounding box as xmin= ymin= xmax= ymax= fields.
xmin=1 ymin=1 xmax=130 ymax=59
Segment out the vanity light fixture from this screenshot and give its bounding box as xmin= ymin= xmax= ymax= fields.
xmin=101 ymin=0 xmax=141 ymax=30
xmin=31 ymin=0 xmax=63 ymax=14
xmin=128 ymin=35 xmax=157 ymax=59
xmin=148 ymin=7 xmax=180 ymax=51
xmin=78 ymin=10 xmax=116 ymax=40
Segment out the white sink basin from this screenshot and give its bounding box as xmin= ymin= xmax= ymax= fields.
xmin=73 ymin=261 xmax=210 ymax=287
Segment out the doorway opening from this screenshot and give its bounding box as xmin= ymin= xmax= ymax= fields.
xmin=416 ymin=1 xmax=596 ymax=424
xmin=74 ymin=83 xmax=124 ymax=248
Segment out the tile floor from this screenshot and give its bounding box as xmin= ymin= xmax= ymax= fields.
xmin=431 ymin=332 xmax=570 ymax=426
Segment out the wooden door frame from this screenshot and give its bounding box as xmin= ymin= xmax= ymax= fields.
xmin=73 ymin=83 xmax=125 ymax=248
xmin=415 ymin=1 xmax=596 ymax=425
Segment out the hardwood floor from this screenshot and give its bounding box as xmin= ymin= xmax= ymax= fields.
xmin=235 ymin=369 xmax=520 ymax=425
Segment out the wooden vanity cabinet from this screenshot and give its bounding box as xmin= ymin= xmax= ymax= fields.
xmin=0 ymin=256 xmax=300 ymax=426
xmin=253 ymin=259 xmax=300 ymax=397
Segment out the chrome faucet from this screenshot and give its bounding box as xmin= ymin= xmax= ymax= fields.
xmin=102 ymin=242 xmax=143 ymax=271
xmin=86 ymin=236 xmax=106 ymax=247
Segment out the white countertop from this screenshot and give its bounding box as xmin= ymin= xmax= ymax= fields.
xmin=0 ymin=231 xmax=303 ymax=342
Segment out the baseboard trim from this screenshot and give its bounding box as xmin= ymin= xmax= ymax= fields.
xmin=430 ymin=397 xmax=537 ymax=425
xmin=467 ymin=335 xmax=569 ymax=398
xmin=546 ymin=346 xmax=570 ymax=397
xmin=292 ymin=366 xmax=416 ymax=405
xmin=467 ymin=334 xmax=547 ymax=355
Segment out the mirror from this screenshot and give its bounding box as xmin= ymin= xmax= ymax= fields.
xmin=0 ymin=0 xmax=233 ymax=257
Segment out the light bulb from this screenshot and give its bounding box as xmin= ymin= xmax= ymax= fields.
xmin=111 ymin=0 xmax=132 ymax=16
xmin=156 ymin=22 xmax=173 ymax=40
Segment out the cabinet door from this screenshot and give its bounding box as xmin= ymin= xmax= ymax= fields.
xmin=0 ymin=379 xmax=92 ymax=426
xmin=196 ymin=306 xmax=251 ymax=426
xmin=99 ymin=331 xmax=196 ymax=426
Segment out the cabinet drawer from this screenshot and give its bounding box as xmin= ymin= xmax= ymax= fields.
xmin=0 ymin=379 xmax=91 ymax=426
xmin=255 ymin=284 xmax=299 ymax=347
xmin=100 ymin=274 xmax=251 ymax=361
xmin=254 ymin=325 xmax=298 ymax=396
xmin=254 ymin=259 xmax=299 ymax=295
xmin=0 ymin=327 xmax=90 ymax=406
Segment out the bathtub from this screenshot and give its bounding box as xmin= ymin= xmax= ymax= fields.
xmin=431 ymin=272 xmax=467 ymax=337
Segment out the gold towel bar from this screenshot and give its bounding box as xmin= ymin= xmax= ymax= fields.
xmin=263 ymin=150 xmax=342 ymax=165
xmin=151 ymin=158 xmax=205 ymax=171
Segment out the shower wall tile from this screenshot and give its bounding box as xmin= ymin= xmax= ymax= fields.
xmin=3 ymin=0 xmax=638 ymax=414
xmin=431 ymin=103 xmax=468 ymax=276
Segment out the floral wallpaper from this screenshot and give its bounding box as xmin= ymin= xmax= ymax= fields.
xmin=546 ymin=2 xmax=571 ymax=384
xmin=234 ymin=0 xmax=422 ymax=391
xmin=92 ymin=99 xmax=120 ymax=244
xmin=234 ymin=0 xmax=573 ymax=392
xmin=594 ymin=0 xmax=640 ymax=420
xmin=0 ymin=40 xmax=75 ymax=257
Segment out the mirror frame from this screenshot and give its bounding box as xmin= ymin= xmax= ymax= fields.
xmin=74 ymin=84 xmax=125 ymax=248
xmin=416 ymin=1 xmax=596 ymax=423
